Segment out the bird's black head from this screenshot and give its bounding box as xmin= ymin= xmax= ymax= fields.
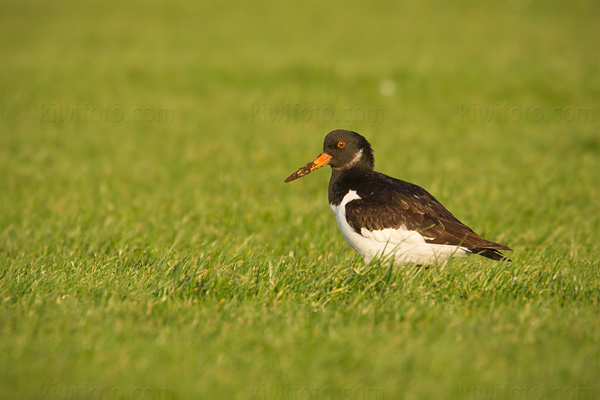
xmin=322 ymin=130 xmax=374 ymax=171
xmin=284 ymin=129 xmax=374 ymax=183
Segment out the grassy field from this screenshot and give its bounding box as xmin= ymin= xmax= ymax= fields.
xmin=1 ymin=0 xmax=599 ymax=399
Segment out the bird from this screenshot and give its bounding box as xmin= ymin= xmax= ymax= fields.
xmin=284 ymin=129 xmax=511 ymax=266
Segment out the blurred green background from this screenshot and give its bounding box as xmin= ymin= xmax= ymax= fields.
xmin=1 ymin=0 xmax=598 ymax=399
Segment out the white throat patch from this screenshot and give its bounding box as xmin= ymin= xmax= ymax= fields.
xmin=333 ymin=149 xmax=363 ymax=170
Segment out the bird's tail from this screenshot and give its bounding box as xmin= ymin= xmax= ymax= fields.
xmin=474 ymin=248 xmax=512 ymax=262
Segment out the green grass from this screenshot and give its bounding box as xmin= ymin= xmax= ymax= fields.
xmin=1 ymin=0 xmax=599 ymax=399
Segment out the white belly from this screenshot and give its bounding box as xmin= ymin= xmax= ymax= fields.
xmin=330 ymin=190 xmax=470 ymax=266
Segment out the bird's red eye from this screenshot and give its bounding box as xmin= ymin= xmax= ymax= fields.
xmin=337 ymin=141 xmax=346 ymax=148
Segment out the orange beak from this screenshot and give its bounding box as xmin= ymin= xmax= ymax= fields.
xmin=284 ymin=153 xmax=332 ymax=183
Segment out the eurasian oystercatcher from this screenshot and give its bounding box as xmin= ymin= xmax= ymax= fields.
xmin=284 ymin=130 xmax=511 ymax=266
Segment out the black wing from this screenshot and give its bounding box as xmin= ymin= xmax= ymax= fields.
xmin=344 ymin=173 xmax=511 ymax=259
